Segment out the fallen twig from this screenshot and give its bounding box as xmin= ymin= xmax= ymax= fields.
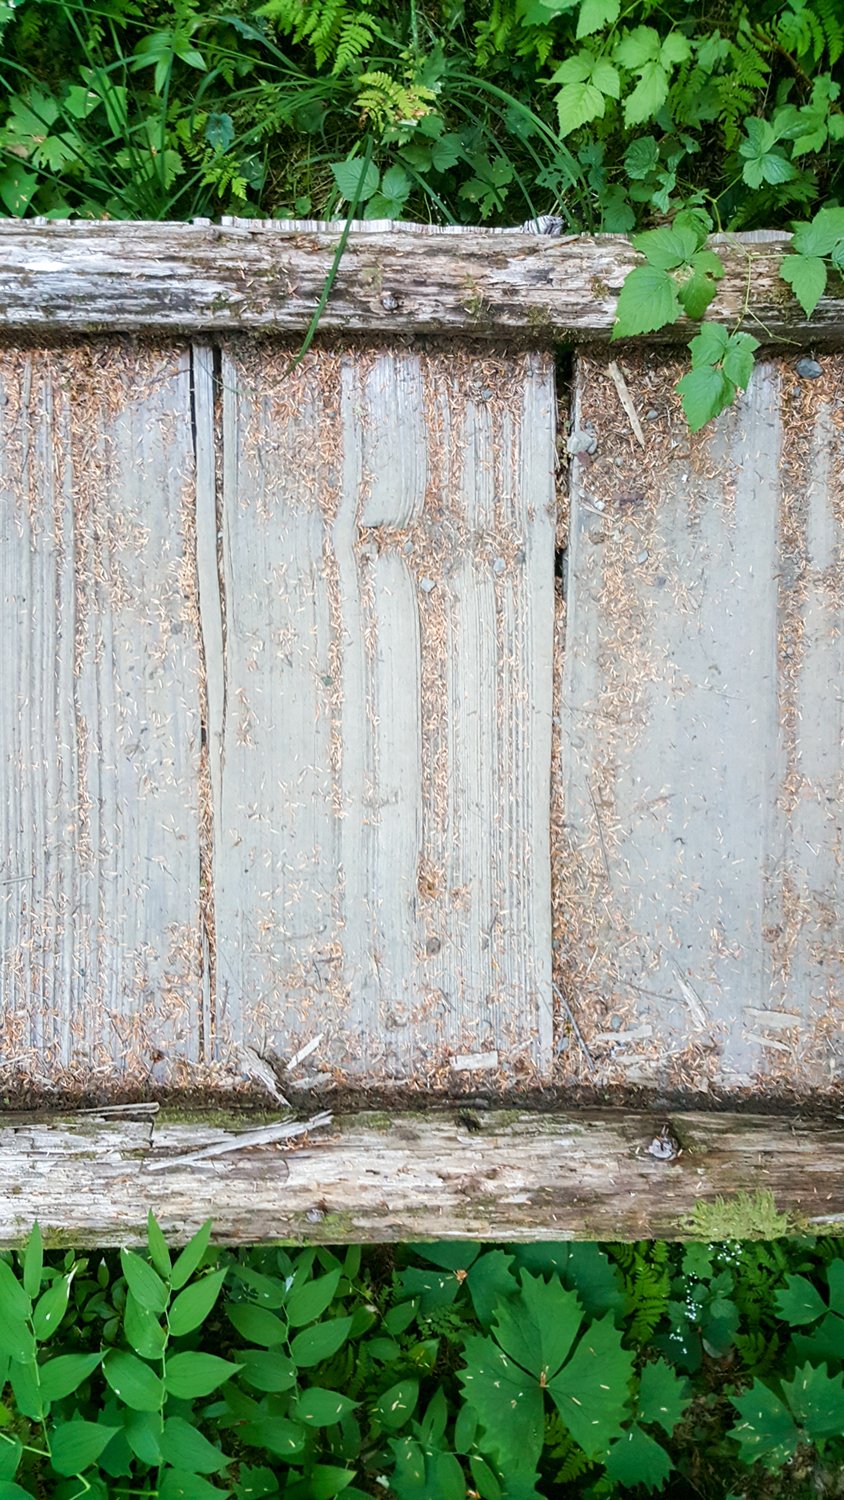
xmin=608 ymin=360 xmax=646 ymax=447
xmin=553 ymin=982 xmax=596 ymax=1075
xmin=146 ymin=1111 xmax=333 ymax=1172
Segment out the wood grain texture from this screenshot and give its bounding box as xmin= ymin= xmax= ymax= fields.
xmin=0 ymin=223 xmax=836 ymax=341
xmin=0 ymin=1107 xmax=842 ymax=1245
xmin=212 ymin=344 xmax=555 ymax=1082
xmin=0 ymin=344 xmax=204 ymax=1086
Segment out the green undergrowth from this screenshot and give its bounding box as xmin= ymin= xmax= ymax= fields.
xmin=2 ymin=1225 xmax=844 ymax=1499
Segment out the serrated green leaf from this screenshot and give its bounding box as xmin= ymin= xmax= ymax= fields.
xmin=227 ymin=1304 xmax=286 ymax=1347
xmin=287 ymin=1269 xmax=341 ymax=1327
xmin=623 ymin=61 xmax=669 ymax=126
xmin=330 ymin=158 xmax=380 ymax=203
xmin=161 ymin=1417 xmax=229 ymax=1473
xmin=124 ymin=1292 xmax=166 ymax=1360
xmin=624 ymin=135 xmax=659 ymax=179
xmin=633 ymin=224 xmax=699 ymax=270
xmin=50 ymin=1421 xmax=118 ymax=1477
xmin=637 ymin=1359 xmax=691 ymax=1433
xmin=0 ymin=1262 xmax=31 ymax=1325
xmin=612 ymin=264 xmax=680 ymax=338
xmin=165 ymin=1353 xmax=242 ymax=1399
xmin=33 ymin=1276 xmax=71 ymax=1341
xmin=458 ymin=1334 xmax=545 ymax=1473
xmin=730 ymin=1380 xmax=800 ymax=1469
xmin=23 ymin=1226 xmax=42 ymax=1301
xmin=294 ymin=1388 xmax=358 ymax=1427
xmin=467 ymin=1252 xmax=517 ymax=1327
xmin=776 ymin=1273 xmax=828 ymax=1326
xmin=783 ymin=1361 xmax=844 ymax=1439
xmin=493 ymin=1272 xmax=582 ymax=1380
xmin=147 ymin=1213 xmax=172 ymax=1280
xmin=604 ymin=1424 xmax=672 ymax=1492
xmin=548 ymin=1312 xmax=634 ymax=1458
xmin=676 ymin=364 xmax=735 ymax=431
xmin=169 ymin=1270 xmax=227 ymax=1338
xmin=120 ymin=1251 xmax=168 ymax=1314
xmin=615 ymin=25 xmax=660 ymax=70
xmin=721 ymin=332 xmax=759 ymax=388
xmin=290 ymin=1316 xmax=353 ymax=1367
xmin=238 ymin=1351 xmax=298 ymax=1392
xmin=170 ymin=1221 xmax=213 ymax=1292
xmin=780 ymin=255 xmax=827 ymax=317
xmin=576 ymin=0 xmax=619 ymax=38
xmin=555 ymin=81 xmax=607 ymax=136
xmin=791 ymin=206 xmax=844 ymax=258
xmin=689 ymin=321 xmax=730 ymax=365
xmin=677 ymin=250 xmax=725 ymax=319
xmin=373 ymin=1379 xmax=418 ymax=1430
xmin=104 ymin=1350 xmax=164 ymax=1412
xmin=39 ymin=1353 xmax=102 ymax=1405
xmin=792 ymin=1311 xmax=844 ymax=1369
xmin=660 ymin=32 xmax=691 ymax=66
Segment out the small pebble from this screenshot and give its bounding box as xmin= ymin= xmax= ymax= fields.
xmin=646 ymin=408 xmax=659 ymax=420
xmin=614 ymin=456 xmax=624 ymax=466
xmin=306 ymin=1208 xmax=325 ymax=1223
xmin=481 ymin=388 xmax=493 ymax=399
xmin=637 ymin=550 xmax=649 ymax=564
xmin=419 ymin=577 xmax=436 ymax=593
xmin=515 ymin=548 xmax=526 ymax=564
xmin=610 ymin=1014 xmax=623 ymax=1031
xmin=403 ymin=539 xmax=413 ymax=554
xmin=566 ymin=430 xmax=598 ymax=456
xmin=796 ymin=357 xmax=822 ymax=379
xmin=492 ymin=557 xmax=506 ymax=574
xmin=591 ymin=498 xmax=605 ymax=511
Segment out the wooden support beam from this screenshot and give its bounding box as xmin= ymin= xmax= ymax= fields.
xmin=0 ymin=223 xmax=838 ymax=342
xmin=1 ymin=1107 xmax=842 ymax=1246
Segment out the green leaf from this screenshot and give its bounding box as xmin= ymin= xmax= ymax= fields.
xmin=458 ymin=1334 xmax=545 ymax=1473
xmin=411 ymin=1243 xmax=481 ymax=1272
xmin=169 ymin=1270 xmax=227 ymax=1338
xmin=577 ymin=0 xmax=619 ymax=37
xmin=689 ymin=321 xmax=730 ymax=365
xmin=0 ymin=166 xmax=38 ymax=218
xmin=287 ymin=1270 xmax=341 ymax=1327
xmin=604 ymin=1425 xmax=673 ymax=1492
xmin=780 ymin=255 xmax=827 ymax=317
xmin=23 ymin=1226 xmax=42 ymax=1300
xmin=373 ymin=1379 xmax=418 ymax=1430
xmin=623 ymin=62 xmax=669 ymax=126
xmin=330 ymin=159 xmax=380 ymax=203
xmin=624 ymin=135 xmax=659 ymax=179
xmin=792 ymin=1311 xmax=844 ymax=1369
xmin=792 ymin=206 xmax=844 ymax=257
xmin=299 ymin=1466 xmax=355 ymax=1500
xmin=170 ymin=1221 xmax=213 ymax=1292
xmin=776 ymin=1274 xmax=828 ymax=1326
xmin=239 ymin=1416 xmax=304 ymax=1458
xmin=0 ymin=1438 xmax=22 ymax=1482
xmin=147 ymin=1213 xmax=172 ymax=1280
xmin=0 ymin=1320 xmax=35 ymax=1365
xmin=383 ymin=1302 xmax=417 ymax=1336
xmin=0 ymin=1484 xmax=40 ymax=1500
xmin=783 ymin=1361 xmax=844 ymax=1439
xmin=677 ymin=250 xmax=725 ymax=319
xmin=548 ymin=1312 xmax=634 ymax=1458
xmin=612 ymin=264 xmax=680 ymax=338
xmin=729 ymin=1380 xmax=800 ymax=1469
xmin=721 ymin=332 xmax=759 ymax=388
xmin=615 ymin=24 xmax=660 ymax=70
xmin=469 ymin=1456 xmax=501 ymax=1500
xmin=0 ymin=1262 xmax=31 ymax=1325
xmin=204 ymin=113 xmax=235 ymax=153
xmin=161 ymin=1418 xmax=229 ymax=1473
xmin=238 ymin=1351 xmax=298 ymax=1392
xmin=50 ymin=1421 xmax=118 ymax=1477
xmin=633 ymin=224 xmax=699 ymax=270
xmin=227 ymin=1305 xmax=286 ymax=1347
xmin=467 ymin=1252 xmax=517 ymax=1327
xmin=104 ymin=1351 xmax=164 ymax=1411
xmin=828 ymin=1260 xmax=844 ymax=1317
xmin=435 ymin=1452 xmax=467 ymax=1500
xmin=564 ymin=1245 xmax=626 ymax=1321
xmin=123 ymin=1409 xmax=163 ymax=1466
xmin=33 ymin=1276 xmax=71 ymax=1341
xmin=637 ymin=1360 xmax=691 ymax=1433
xmin=738 ymin=118 xmax=796 ymax=188
xmin=165 ymin=1353 xmax=243 ymax=1399
xmin=294 ymin=1388 xmax=358 ymax=1427
xmin=230 ymin=1267 xmax=285 ymax=1309
xmin=8 ymin=1360 xmax=43 ymax=1420
xmin=158 ymin=1469 xmax=230 ymax=1500
xmin=39 ymin=1354 xmax=102 ymax=1405
xmin=676 ymin=364 xmax=735 ymax=432
xmin=233 ymin=1466 xmax=277 ymax=1500
xmin=290 ymin=1317 xmax=353 ymax=1368
xmin=120 ymin=1251 xmax=168 ymax=1314
xmin=124 ymin=1292 xmax=166 ymax=1360
xmin=555 ymin=82 xmax=607 ymax=136
xmin=493 ymin=1272 xmax=582 ymax=1380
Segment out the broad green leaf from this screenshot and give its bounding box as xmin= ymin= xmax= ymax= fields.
xmin=239 ymin=1416 xmax=304 ymax=1457
xmin=231 ymin=1266 xmax=285 ymax=1309
xmin=33 ymin=1276 xmax=71 ymax=1340
xmin=467 ymin=1252 xmax=517 ymax=1327
xmin=39 ymin=1353 xmax=102 ymax=1405
xmin=373 ymin=1379 xmax=418 ymax=1430
xmin=660 ymin=32 xmax=691 ymax=66
xmin=287 ymin=1269 xmax=341 ymax=1327
xmin=612 ymin=264 xmax=680 ymax=338
xmin=548 ymin=1313 xmax=634 ymax=1457
xmin=739 ymin=120 xmax=795 ymax=188
xmin=623 ymin=61 xmax=669 ymax=126
xmin=458 ymin=1334 xmax=545 ymax=1473
xmin=493 ymin=1272 xmax=582 ymax=1381
xmin=165 ymin=1353 xmax=243 ymax=1399
xmin=721 ymin=331 xmax=759 ymax=388
xmin=565 ymin=1245 xmax=626 ymax=1321
xmin=238 ymin=1351 xmax=297 ymax=1392
xmin=677 ymin=251 xmax=725 ymax=319
xmin=330 ymin=159 xmax=380 ymax=203
xmin=0 ymin=1262 xmax=31 ymax=1325
xmin=120 ymin=1251 xmax=168 ymax=1314
xmin=410 ymin=1243 xmax=481 ymax=1272
xmin=780 ymin=255 xmax=827 ymax=317
xmin=158 ymin=1469 xmax=230 ymax=1500
xmin=577 ymin=0 xmax=620 ymax=37
xmin=420 ymin=1388 xmax=448 ymax=1446
xmin=0 ymin=1438 xmax=21 ymax=1482
xmin=775 ymin=1273 xmax=828 ymax=1326
xmin=227 ymin=1304 xmax=287 ymax=1347
xmin=791 ymin=206 xmax=844 ymax=257
xmin=104 ymin=1350 xmax=164 ymax=1411
xmin=169 ymin=1270 xmax=228 ymax=1337
xmin=632 ymin=224 xmax=699 ymax=272
xmin=124 ymin=1292 xmax=166 ymax=1360
xmin=170 ymin=1221 xmax=213 ymax=1292
xmin=147 ymin=1213 xmax=172 ymax=1280
xmin=615 ymin=24 xmax=660 ymax=70
xmin=383 ymin=1302 xmax=417 ymax=1336
xmin=0 ymin=166 xmax=38 ymax=218
xmin=23 ymin=1225 xmax=42 ymax=1300
xmin=398 ymin=1266 xmax=457 ymax=1312
xmin=50 ymin=1421 xmax=118 ymax=1476
xmin=792 ymin=1312 xmax=844 ymax=1369
xmin=204 ymin=113 xmax=235 ymax=153
xmin=0 ymin=1320 xmax=35 ymax=1365
xmin=689 ymin=321 xmax=730 ymax=365
xmin=470 ymin=1456 xmax=501 ymax=1500
xmin=783 ymin=1361 xmax=844 ymax=1439
xmin=828 ymin=1260 xmax=844 ymax=1317
xmin=676 ymin=364 xmax=735 ymax=432
xmin=302 ymin=1467 xmax=356 ymax=1500
xmin=8 ymin=1360 xmax=43 ymax=1420
xmin=123 ymin=1409 xmax=163 ymax=1465
xmin=233 ymin=1466 xmax=277 ymax=1500
xmin=555 ymin=81 xmax=606 ymax=136
xmin=729 ymin=1380 xmax=800 ymax=1469
xmin=290 ymin=1317 xmax=353 ymax=1367
xmin=294 ymin=1388 xmax=358 ymax=1427
xmin=0 ymin=1485 xmax=40 ymax=1500
xmin=435 ymin=1452 xmax=467 ymax=1500
xmin=624 ymin=135 xmax=659 ymax=179
xmin=431 ymin=135 xmax=462 ymax=173
xmin=161 ymin=1417 xmax=229 ymax=1473
xmin=637 ymin=1360 xmax=691 ymax=1433
xmin=604 ymin=1424 xmax=673 ymax=1492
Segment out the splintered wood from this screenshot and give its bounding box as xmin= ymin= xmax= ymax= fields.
xmin=1 ymin=339 xmax=556 ymax=1091
xmin=556 ymin=351 xmax=844 ymax=1092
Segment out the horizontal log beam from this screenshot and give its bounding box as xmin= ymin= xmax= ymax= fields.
xmin=0 ymin=222 xmax=840 ymax=342
xmin=1 ymin=1106 xmax=843 ymax=1245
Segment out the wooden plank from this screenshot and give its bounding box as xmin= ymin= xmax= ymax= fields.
xmin=556 ymin=351 xmax=844 ymax=1090
xmin=0 ymin=344 xmax=204 ymax=1086
xmin=0 ymin=223 xmax=838 ymax=342
xmin=0 ymin=1106 xmax=842 ymax=1245
xmin=212 ymin=344 xmax=555 ymax=1082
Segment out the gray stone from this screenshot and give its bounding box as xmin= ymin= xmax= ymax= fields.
xmin=796 ymin=358 xmax=823 ymax=379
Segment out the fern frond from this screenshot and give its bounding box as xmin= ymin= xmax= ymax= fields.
xmin=811 ymin=0 xmax=844 ymax=64
xmin=544 ymin=1413 xmax=594 ymax=1484
xmin=333 ymin=19 xmax=374 ymax=74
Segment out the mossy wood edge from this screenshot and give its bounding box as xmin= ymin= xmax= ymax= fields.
xmin=0 ymin=223 xmax=837 ymax=341
xmin=1 ymin=1107 xmax=843 ymax=1246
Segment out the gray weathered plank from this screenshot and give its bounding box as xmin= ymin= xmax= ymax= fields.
xmin=212 ymin=344 xmax=555 ymax=1082
xmin=557 ymin=351 xmax=844 ymax=1089
xmin=0 ymin=344 xmax=204 ymax=1086
xmin=0 ymin=1106 xmax=842 ymax=1245
xmin=0 ymin=223 xmax=837 ymax=342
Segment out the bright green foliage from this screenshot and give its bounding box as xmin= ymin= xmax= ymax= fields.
xmin=676 ymin=324 xmax=759 ymax=431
